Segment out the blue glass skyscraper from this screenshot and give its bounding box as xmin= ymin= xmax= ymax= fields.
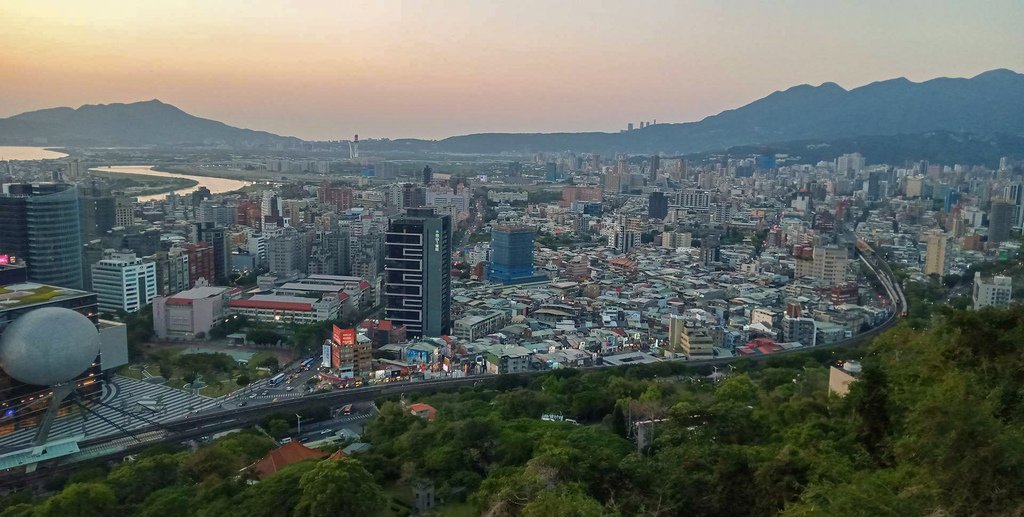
xmin=488 ymin=225 xmax=544 ymax=284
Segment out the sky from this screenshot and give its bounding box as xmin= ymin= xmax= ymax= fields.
xmin=1 ymin=0 xmax=1022 ymax=140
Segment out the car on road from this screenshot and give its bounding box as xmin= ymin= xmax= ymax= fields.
xmin=320 ymin=429 xmax=333 ymax=435
xmin=286 ymin=386 xmax=294 ymax=391
xmin=239 ymin=401 xmax=247 ymax=407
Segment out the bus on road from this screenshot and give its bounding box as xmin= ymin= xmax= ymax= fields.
xmin=269 ymin=373 xmax=286 ymax=386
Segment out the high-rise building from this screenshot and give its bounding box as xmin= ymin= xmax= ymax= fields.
xmin=181 ymin=242 xmax=216 ymax=287
xmin=403 ymin=183 xmax=427 ymax=208
xmin=700 ymin=234 xmax=721 ymax=265
xmin=318 ymin=182 xmax=354 ymax=212
xmin=649 ymin=155 xmax=660 ymax=181
xmin=604 ymin=172 xmax=624 ymax=194
xmin=973 ymin=272 xmax=1012 ymax=310
xmin=1004 ymin=183 xmax=1024 ymax=227
xmin=793 ymin=245 xmax=849 ymax=285
xmin=384 ymin=208 xmax=451 ymax=338
xmin=836 ymin=153 xmax=865 ymax=175
xmin=677 ymin=189 xmax=712 ymax=210
xmin=662 ymin=231 xmax=692 ymax=249
xmin=923 ymin=229 xmax=950 ymax=276
xmin=989 ymin=199 xmax=1015 ymax=244
xmin=648 ymin=192 xmax=668 ymax=220
xmin=422 ymin=165 xmax=433 ymax=185
xmin=66 ymin=158 xmax=82 ymax=179
xmin=197 ymin=199 xmax=236 ymax=226
xmin=308 ymin=228 xmax=351 ymax=276
xmin=114 ymin=192 xmax=135 ymax=227
xmin=91 ymin=250 xmax=157 ymax=314
xmin=147 ymin=248 xmax=190 ymax=296
xmin=544 ymin=162 xmax=559 ymax=182
xmin=943 ymin=190 xmax=960 ymax=213
xmin=266 ymin=228 xmax=308 ymax=278
xmin=488 ymin=225 xmax=542 ymax=284
xmin=78 ymin=181 xmax=116 ymax=240
xmin=0 ymin=183 xmax=83 ymax=289
xmin=192 ymin=222 xmax=230 ymax=282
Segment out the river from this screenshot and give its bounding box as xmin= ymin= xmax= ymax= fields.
xmin=0 ymin=146 xmax=69 ymax=161
xmin=88 ymin=165 xmax=252 ymax=202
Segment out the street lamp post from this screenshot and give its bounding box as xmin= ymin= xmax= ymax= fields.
xmin=295 ymin=414 xmax=302 ymax=435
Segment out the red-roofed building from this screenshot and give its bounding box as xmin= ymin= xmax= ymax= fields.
xmin=246 ymin=441 xmax=328 ymax=480
xmin=739 ymin=338 xmax=782 ymax=356
xmin=228 ymin=294 xmax=340 ymax=324
xmin=408 ymin=403 xmax=437 ymax=422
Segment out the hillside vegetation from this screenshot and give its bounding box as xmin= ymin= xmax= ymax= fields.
xmin=4 ymin=306 xmax=1024 ymax=516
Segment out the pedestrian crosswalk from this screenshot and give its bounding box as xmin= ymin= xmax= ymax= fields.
xmin=0 ymin=375 xmax=216 ymax=450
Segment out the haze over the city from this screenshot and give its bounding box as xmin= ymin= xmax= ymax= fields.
xmin=2 ymin=0 xmax=1023 ymax=139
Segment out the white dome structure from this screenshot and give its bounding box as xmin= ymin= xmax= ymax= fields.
xmin=0 ymin=308 xmax=100 ymax=386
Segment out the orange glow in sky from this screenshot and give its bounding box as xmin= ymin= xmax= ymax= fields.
xmin=1 ymin=0 xmax=1022 ymax=139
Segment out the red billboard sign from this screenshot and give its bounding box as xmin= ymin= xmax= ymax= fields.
xmin=332 ymin=325 xmax=357 ymax=346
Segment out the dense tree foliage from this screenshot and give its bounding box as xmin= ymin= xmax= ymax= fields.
xmin=12 ymin=307 xmax=1024 ymax=515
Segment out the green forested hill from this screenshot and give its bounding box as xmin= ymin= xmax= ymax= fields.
xmin=4 ymin=307 xmax=1024 ymax=516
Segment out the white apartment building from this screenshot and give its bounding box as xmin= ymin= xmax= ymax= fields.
xmin=91 ymin=250 xmax=157 ymax=314
xmin=973 ymin=272 xmax=1012 ymax=310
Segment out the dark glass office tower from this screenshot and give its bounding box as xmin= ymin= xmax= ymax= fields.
xmin=0 ymin=183 xmax=83 ymax=289
xmin=192 ymin=222 xmax=230 ymax=282
xmin=489 ymin=225 xmax=541 ymax=284
xmin=384 ymin=208 xmax=451 ymax=338
xmin=648 ymin=191 xmax=668 ymax=220
xmin=79 ymin=181 xmax=116 ymax=240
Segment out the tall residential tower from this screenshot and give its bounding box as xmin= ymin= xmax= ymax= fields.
xmin=384 ymin=208 xmax=452 ymax=338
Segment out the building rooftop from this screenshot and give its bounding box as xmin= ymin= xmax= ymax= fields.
xmin=229 ymin=294 xmax=318 ymax=311
xmin=165 ymin=286 xmax=229 ymax=304
xmin=246 ymin=441 xmax=328 ymax=480
xmin=0 ymin=282 xmax=93 ymax=311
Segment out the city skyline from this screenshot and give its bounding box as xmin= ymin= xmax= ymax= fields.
xmin=2 ymin=0 xmax=1022 ymax=140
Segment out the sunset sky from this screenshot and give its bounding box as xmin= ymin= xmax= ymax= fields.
xmin=2 ymin=0 xmax=1022 ymax=140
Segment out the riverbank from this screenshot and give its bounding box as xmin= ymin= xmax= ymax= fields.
xmin=90 ymin=170 xmax=198 ymax=198
xmin=153 ymin=164 xmax=333 ymax=183
xmin=0 ymin=146 xmax=68 ymax=160
xmin=88 ymin=165 xmax=252 ymax=201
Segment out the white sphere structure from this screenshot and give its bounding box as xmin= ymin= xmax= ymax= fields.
xmin=0 ymin=307 xmax=100 ymax=386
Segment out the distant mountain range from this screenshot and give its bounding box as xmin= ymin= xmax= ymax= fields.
xmin=423 ymin=68 xmax=1024 ymax=155
xmin=1 ymin=69 xmax=1022 ymax=154
xmin=0 ymin=99 xmax=301 ymax=147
